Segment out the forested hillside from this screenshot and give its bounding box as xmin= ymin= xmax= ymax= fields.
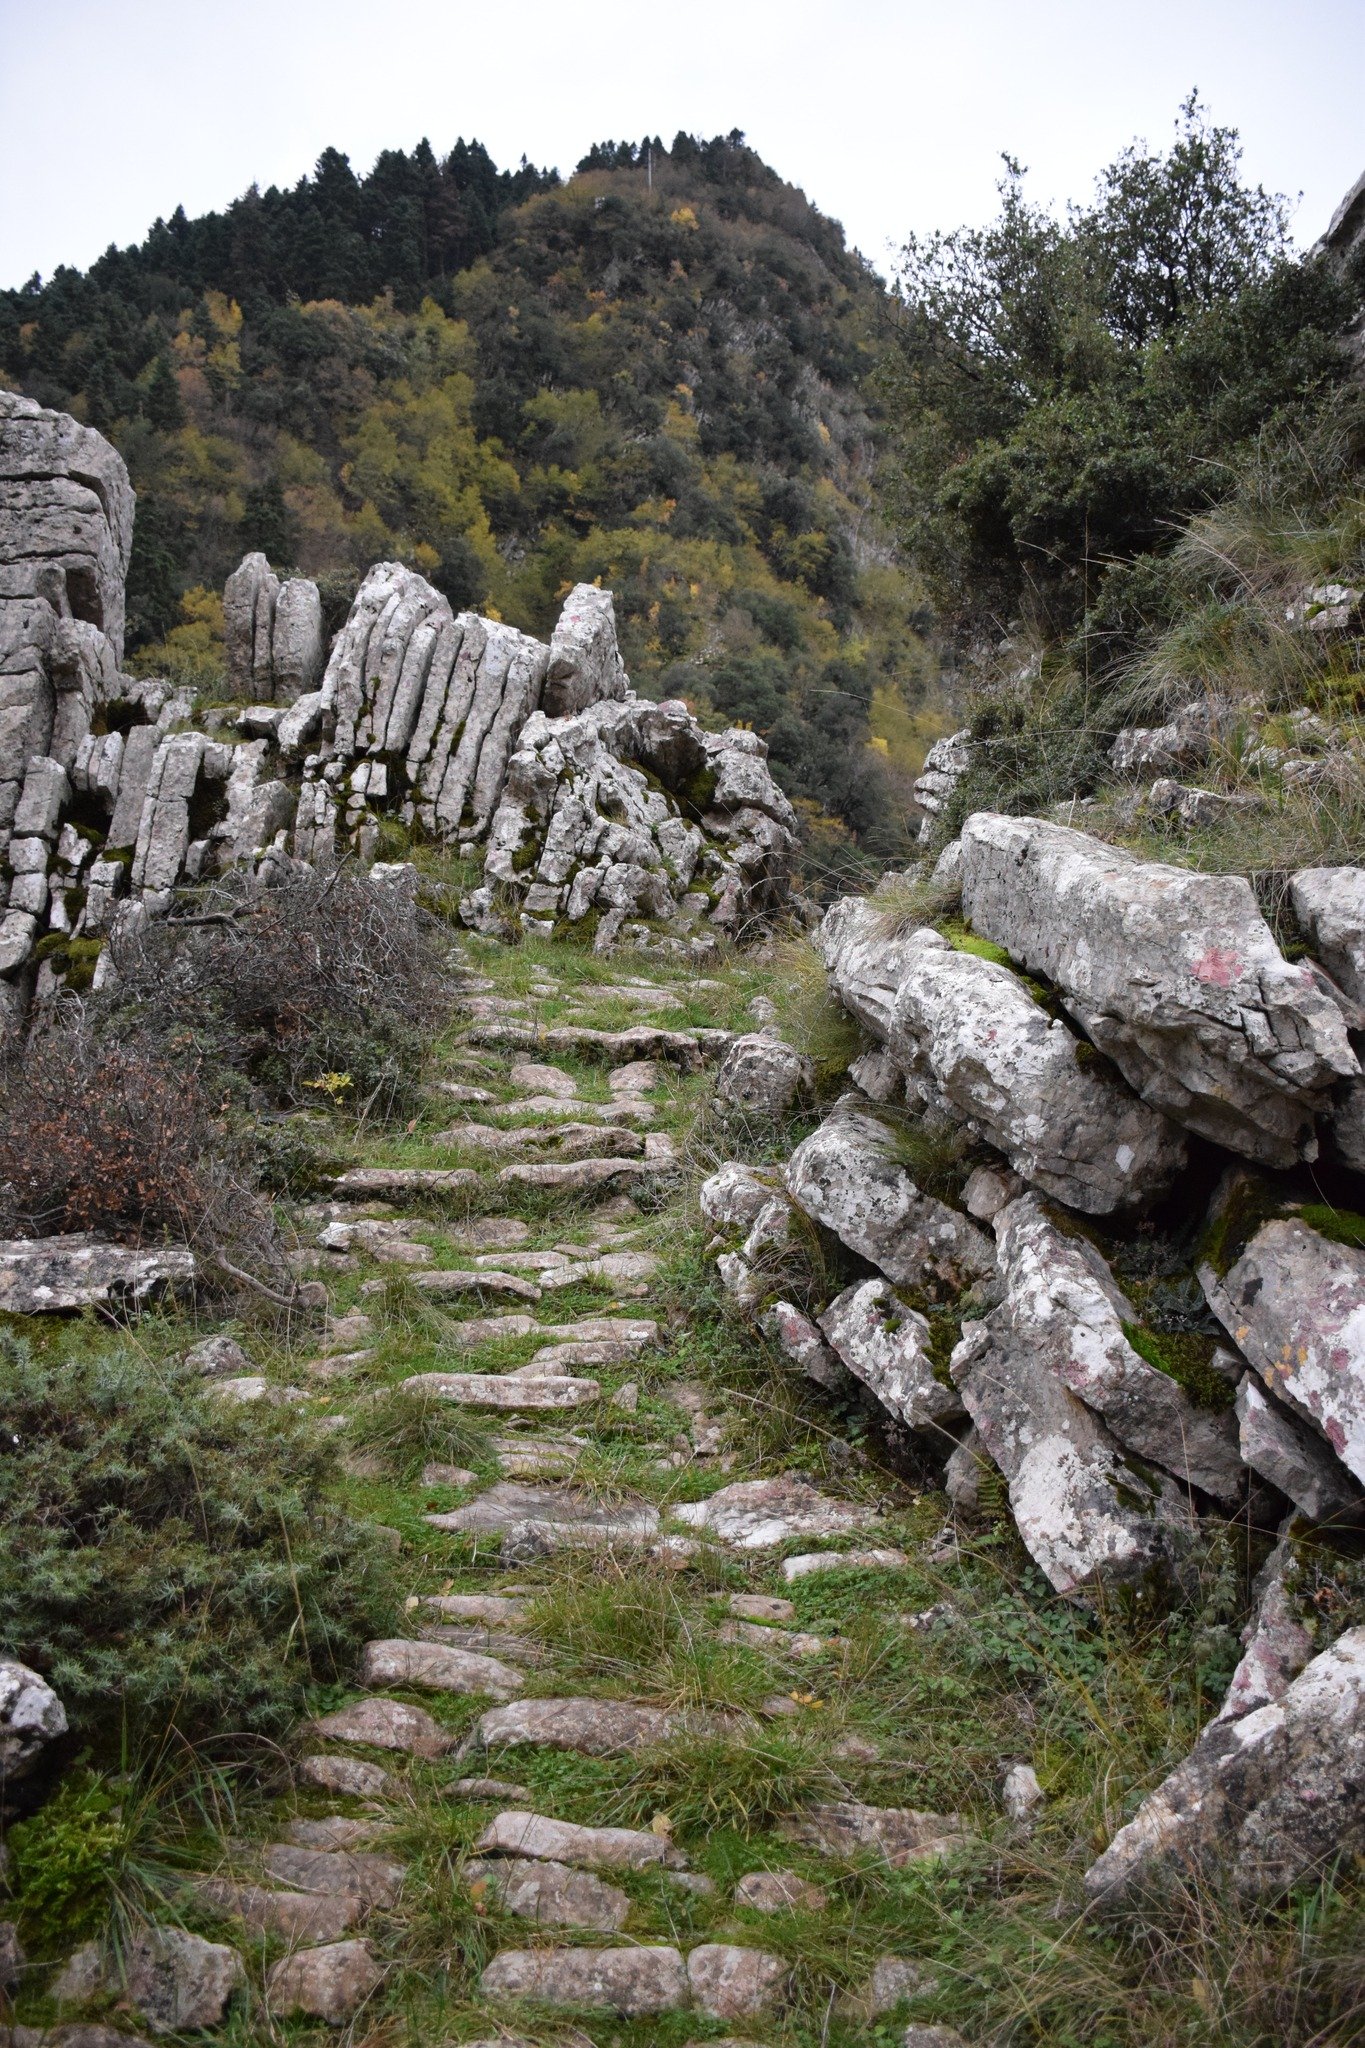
xmin=0 ymin=133 xmax=934 ymax=866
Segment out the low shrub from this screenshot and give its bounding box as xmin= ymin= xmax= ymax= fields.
xmin=103 ymin=862 xmax=458 ymax=1117
xmin=0 ymin=1332 xmax=397 ymax=1751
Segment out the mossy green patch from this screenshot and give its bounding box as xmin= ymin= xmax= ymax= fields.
xmin=1298 ymin=1202 xmax=1365 ymax=1251
xmin=1122 ymin=1321 xmax=1236 ymax=1410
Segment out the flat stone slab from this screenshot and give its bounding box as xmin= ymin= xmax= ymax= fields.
xmin=412 ymin=1593 xmax=530 ymax=1625
xmin=297 ymin=1753 xmax=395 ymax=1798
xmin=734 ymin=1868 xmax=828 ymax=1913
xmin=687 ymin=1942 xmax=791 ymax=2019
xmin=480 ymin=1943 xmax=689 ymax=2016
xmin=782 ymin=1800 xmax=964 ymax=1867
xmin=426 ymin=1481 xmax=659 ymax=1551
xmin=310 ymin=1695 xmax=456 ymax=1757
xmin=464 ymin=1855 xmax=629 ymax=1931
xmin=447 ymin=1314 xmax=658 ymax=1353
xmin=284 ymin=1817 xmax=399 ymax=1850
xmin=498 ymin=1158 xmax=657 ymax=1191
xmin=469 ymin=1022 xmax=731 ymax=1070
xmin=0 ymin=1234 xmax=195 ymax=1315
xmin=374 ymin=1269 xmax=541 ymax=1302
xmin=331 ymin=1168 xmax=478 ymax=1199
xmin=449 ymin=1775 xmax=531 ymax=1801
xmin=475 ymin=1696 xmax=705 ymax=1757
xmin=192 ymin=1877 xmax=362 ymax=1943
xmin=673 ymin=1477 xmax=880 ymax=1551
xmin=261 ymin=1843 xmax=406 ymax=1908
xmin=538 ymin=1250 xmax=661 ymax=1289
xmin=265 ymin=1940 xmax=380 ymax=2025
xmin=400 ymin=1371 xmax=599 ymax=1413
xmin=361 ymin=1638 xmax=525 ymax=1699
xmin=730 ymin=1594 xmax=796 ymax=1621
xmin=475 ymin=1809 xmax=686 ymax=1871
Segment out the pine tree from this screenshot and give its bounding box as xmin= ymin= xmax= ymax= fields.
xmin=144 ymin=355 xmax=184 ymax=431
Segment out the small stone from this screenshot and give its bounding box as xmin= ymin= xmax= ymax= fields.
xmin=673 ymin=1476 xmax=879 ymax=1551
xmin=866 ymin=1956 xmax=931 ymax=2012
xmin=297 ymin=1752 xmax=395 ymax=1798
xmin=901 ymin=2029 xmax=969 ymax=2048
xmin=734 ymin=1867 xmax=827 ymax=1912
xmin=508 ymin=1060 xmax=579 ymax=1097
xmin=686 ymin=1942 xmax=791 ymax=2019
xmin=284 ymin=1817 xmax=397 ymax=1850
xmin=714 ymin=1034 xmax=814 ymax=1119
xmin=611 ymin=1379 xmax=640 ymax=1411
xmin=113 ymin=1927 xmax=244 ymax=2033
xmin=729 ymin=1594 xmax=796 ymax=1622
xmin=362 ymin=1638 xmax=525 ymax=1699
xmin=448 ymin=1776 xmax=531 ymax=1801
xmin=1002 ymin=1763 xmax=1045 ymax=1821
xmin=781 ymin=1548 xmax=908 ymax=1582
xmin=310 ymin=1695 xmax=456 ymax=1757
xmin=266 ymin=1940 xmax=380 ymax=2026
xmin=454 ymin=1215 xmax=533 ymax=1250
xmin=184 ymin=1334 xmax=254 ymax=1377
xmin=480 ymin=1943 xmax=689 ymax=2015
xmin=192 ymin=1877 xmax=362 ymax=1943
xmin=464 ymin=1855 xmax=629 ymax=1931
xmin=421 ymin=1463 xmax=478 ymax=1488
xmin=401 ymin=1370 xmax=599 ymax=1413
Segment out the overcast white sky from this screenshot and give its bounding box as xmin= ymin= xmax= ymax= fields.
xmin=1 ymin=0 xmax=1361 ymax=291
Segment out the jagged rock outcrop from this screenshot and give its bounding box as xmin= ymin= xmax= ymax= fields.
xmin=912 ymin=729 xmax=971 ymax=842
xmin=473 ymin=694 xmax=798 ymax=947
xmin=542 ymin=584 xmax=630 ymax=717
xmin=821 ymin=901 xmax=1188 ymax=1214
xmin=223 ymin=553 xmax=324 ymax=702
xmin=1084 ymin=1627 xmax=1365 ymax=1902
xmin=0 ymin=390 xmax=134 ymax=659
xmin=1202 ymin=1214 xmax=1365 ymax=1486
xmin=784 ymin=1094 xmax=994 ymax=1297
xmin=958 ymin=813 xmax=1358 ymax=1167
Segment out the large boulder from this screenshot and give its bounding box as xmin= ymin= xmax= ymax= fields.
xmin=0 ymin=1235 xmax=195 ymax=1314
xmin=958 ymin=813 xmax=1358 ymax=1167
xmin=989 ymin=1196 xmax=1243 ymax=1500
xmin=816 ymin=893 xmax=935 ymax=1041
xmin=223 ymin=552 xmax=279 ymax=699
xmin=879 ymin=921 xmax=1187 ymax=1213
xmin=784 ymin=1094 xmax=994 ymax=1297
xmin=1290 ymin=866 xmax=1365 ymax=1005
xmin=1202 ymin=1214 xmax=1365 ymax=1487
xmin=1084 ymin=1627 xmax=1365 ymax=1902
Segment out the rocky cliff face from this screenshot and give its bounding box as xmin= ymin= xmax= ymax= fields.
xmin=0 ymin=392 xmax=802 ymax=1021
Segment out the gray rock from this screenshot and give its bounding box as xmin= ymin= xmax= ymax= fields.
xmin=361 ymin=1638 xmax=525 ymax=1699
xmin=330 ymin=1165 xmax=479 ymax=1202
xmin=1202 ymin=1216 xmax=1365 ymax=1486
xmin=542 ymin=583 xmax=630 ymax=716
xmin=0 ymin=1656 xmax=67 ymax=1780
xmin=0 ymin=391 xmax=135 ymax=660
xmin=184 ymin=1334 xmax=254 ymax=1378
xmin=874 ymin=921 xmax=1188 ymax=1213
xmin=714 ymin=1034 xmax=814 ymax=1119
xmin=912 ymin=729 xmax=972 ymax=842
xmin=959 ymin=812 xmax=1359 ymax=1166
xmin=1110 ymin=703 xmax=1212 ymax=778
xmin=1084 ymin=1626 xmax=1365 ymax=1902
xmin=130 ymin=732 xmax=206 ymax=894
xmin=989 ymin=1196 xmax=1243 ymax=1500
xmin=733 ymin=1867 xmax=827 ymax=1912
xmin=1001 ymin=1763 xmax=1044 ymax=1820
xmin=474 ymin=1809 xmax=684 ymax=1871
xmin=1235 ymin=1378 xmax=1363 ymax=1521
xmin=464 ymin=1854 xmax=629 ymax=1930
xmin=816 ymin=893 xmax=931 ymax=1039
xmin=480 ymin=1943 xmax=689 ymax=2015
xmin=104 ymin=724 xmax=159 ymax=850
xmin=1291 ymin=865 xmax=1365 ymax=1005
xmin=760 ymin=1298 xmax=852 ymax=1393
xmin=781 ymin=1546 xmax=908 ymax=1580
xmin=400 ymin=1371 xmax=599 ymax=1414
xmin=700 ymin=1161 xmax=775 ymax=1230
xmin=111 ymin=1928 xmax=244 ymax=2034
xmin=297 ymin=1752 xmax=395 ymax=1798
xmin=474 ymin=1696 xmax=682 ymax=1757
xmin=674 ymin=1475 xmax=880 ymax=1550
xmin=819 ymin=1279 xmax=965 ymax=1431
xmin=425 ymin=1480 xmax=659 ymax=1553
xmin=782 ymin=1800 xmax=965 ymax=1866
xmin=1215 ymin=1543 xmax=1314 ymax=1725
xmin=271 ymin=577 xmax=325 ymax=699
xmin=944 ymin=1427 xmax=990 ymax=1511
xmin=265 ymin=1940 xmax=380 ymax=2025
xmin=192 ymin=1877 xmax=362 ymax=1943
xmin=949 ymin=1297 xmax=1194 ymax=1602
xmin=223 ymin=553 xmax=279 ymax=698
xmin=785 ymin=1095 xmax=993 ymax=1296
xmin=687 ymin=1943 xmax=790 ymax=2018
xmin=901 ymin=2029 xmax=969 ymax=2048
xmin=261 ymin=1841 xmax=406 ymax=1907
xmin=310 ymin=1695 xmax=456 ymax=1757
xmin=284 ymin=1817 xmax=399 ymax=1850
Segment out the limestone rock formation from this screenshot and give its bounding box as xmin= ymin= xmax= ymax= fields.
xmin=0 ymin=1655 xmax=68 ymax=1782
xmin=1202 ymin=1214 xmax=1365 ymax=1486
xmin=784 ymin=1094 xmax=993 ymax=1296
xmin=713 ymin=1033 xmax=813 ymax=1119
xmin=1085 ymin=1627 xmax=1365 ymax=1902
xmin=958 ymin=812 xmax=1358 ymax=1166
xmin=913 ymin=729 xmax=971 ymax=842
xmin=819 ymin=1277 xmax=966 ymax=1432
xmin=0 ymin=390 xmax=134 ymax=659
xmin=0 ymin=1235 xmax=195 ymax=1314
xmin=542 ymin=583 xmax=630 ymax=716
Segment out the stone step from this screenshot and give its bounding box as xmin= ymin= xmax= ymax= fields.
xmin=436 ymin=1121 xmax=645 ymax=1160
xmin=296 ymin=1753 xmax=396 ymax=1799
xmin=284 ymin=1817 xmax=399 ymax=1850
xmin=467 ymin=1022 xmax=732 ymax=1070
xmin=331 ymin=1167 xmax=478 ymax=1200
xmin=444 ymin=1313 xmax=658 ymax=1353
xmin=537 ymin=1250 xmax=660 ymax=1290
xmin=464 ymin=1854 xmax=629 ymax=1931
xmin=425 ymin=1481 xmax=658 ymax=1552
xmin=309 ymin=1696 xmax=457 ymax=1757
xmin=472 ymin=1695 xmax=736 ymax=1758
xmin=474 ymin=1809 xmax=688 ymax=1872
xmin=190 ymin=1877 xmax=364 ymax=1944
xmin=400 ymin=1371 xmax=600 ymax=1413
xmin=780 ymin=1799 xmax=966 ymax=1867
xmin=408 ymin=1592 xmax=530 ymax=1626
xmin=497 ymin=1158 xmax=659 ymax=1193
xmin=261 ymin=1842 xmax=407 ymax=1908
xmin=361 ymin=1638 xmax=525 ymax=1699
xmin=362 ymin=1269 xmax=541 ymax=1303
xmin=672 ymin=1476 xmax=881 ymax=1551
xmin=780 ymin=1546 xmax=909 ymax=1582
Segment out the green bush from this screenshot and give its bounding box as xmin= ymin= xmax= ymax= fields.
xmin=0 ymin=1333 xmax=397 ymax=1751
